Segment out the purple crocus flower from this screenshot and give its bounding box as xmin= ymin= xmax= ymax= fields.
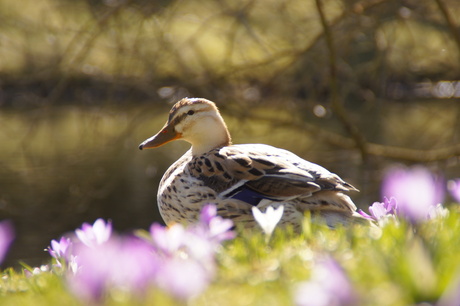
xmin=187 ymin=204 xmax=235 ymax=265
xmin=67 ymin=235 xmax=158 ymax=301
xmin=148 ymin=204 xmax=234 ymax=300
xmin=150 ymin=204 xmax=234 ymax=259
xmin=75 ymin=219 xmax=112 ymax=247
xmin=47 ymin=237 xmax=72 ymax=260
xmin=358 ymin=197 xmax=398 ymax=225
xmin=427 ymin=203 xmax=449 ymax=220
xmin=438 ymin=273 xmax=460 ymax=306
xmin=57 ymin=205 xmax=234 ymax=302
xmin=150 ymin=223 xmax=188 ymax=256
xmin=448 ymin=179 xmax=460 ymax=203
xmin=381 ymin=166 xmax=445 ymax=223
xmin=195 ymin=204 xmax=235 ymax=243
xmin=0 ymin=220 xmax=14 ymax=265
xmin=150 ymin=221 xmax=216 ymax=277
xmin=47 ymin=236 xmax=74 ymax=270
xmin=294 ymin=257 xmax=356 ymax=306
xmin=149 ymin=223 xmax=214 ymax=300
xmin=155 ymin=256 xmax=212 ymax=300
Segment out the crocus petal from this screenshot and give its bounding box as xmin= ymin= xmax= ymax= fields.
xmin=357 ymin=209 xmax=374 ymax=220
xmin=208 ymin=217 xmax=235 ymax=241
xmin=75 ymin=219 xmax=112 ymax=247
xmin=199 ymin=204 xmax=218 ymax=225
xmin=156 ymin=257 xmax=211 ymax=300
xmin=427 ymin=203 xmax=449 ymax=220
xmin=295 ymin=258 xmax=356 ymax=306
xmin=192 ymin=204 xmax=235 ymax=243
xmin=448 ymin=179 xmax=460 ymax=203
xmin=368 ymin=202 xmax=387 ymax=220
xmin=382 ymin=166 xmax=445 ymax=223
xmin=0 ymin=221 xmax=14 ymax=265
xmin=48 ymin=237 xmax=72 ymax=259
xmin=92 ymin=219 xmax=112 ymax=244
xmin=383 ymin=197 xmax=398 ymax=214
xmin=67 ymin=236 xmax=157 ymax=301
xmin=150 ymin=223 xmax=187 ymax=255
xmin=295 ymin=282 xmax=331 ymax=306
xmin=438 ymin=273 xmax=460 ymax=306
xmin=252 ymin=205 xmax=284 ymax=238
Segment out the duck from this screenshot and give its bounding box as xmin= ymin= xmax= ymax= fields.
xmin=139 ymin=97 xmax=365 ymax=230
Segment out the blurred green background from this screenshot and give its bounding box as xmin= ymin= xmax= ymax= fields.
xmin=0 ymin=0 xmax=459 ymax=267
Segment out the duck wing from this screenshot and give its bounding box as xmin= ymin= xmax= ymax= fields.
xmin=188 ymin=144 xmax=357 ymax=209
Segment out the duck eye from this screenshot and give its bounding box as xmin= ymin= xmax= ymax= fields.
xmin=187 ymin=110 xmax=195 ymax=115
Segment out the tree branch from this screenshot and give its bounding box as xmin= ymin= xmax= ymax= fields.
xmin=234 ymin=111 xmax=460 ymax=162
xmin=315 ymin=0 xmax=368 ymax=160
xmin=434 ymin=0 xmax=460 ymax=59
xmin=46 ymin=2 xmax=131 ymax=105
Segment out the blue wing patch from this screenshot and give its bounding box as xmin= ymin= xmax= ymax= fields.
xmin=228 ymin=187 xmax=278 ymax=206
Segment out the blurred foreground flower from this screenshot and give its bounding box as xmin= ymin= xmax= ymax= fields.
xmin=448 ymin=179 xmax=460 ymax=203
xmin=75 ymin=218 xmax=112 ymax=247
xmin=381 ymin=166 xmax=445 ymax=223
xmin=0 ymin=220 xmax=14 ymax=265
xmin=294 ymin=257 xmax=356 ymax=306
xmin=155 ymin=255 xmax=212 ymax=300
xmin=149 ymin=204 xmax=235 ymax=299
xmin=24 ymin=265 xmax=50 ymax=278
xmin=196 ymin=204 xmax=236 ymax=243
xmin=252 ymin=205 xmax=284 ymax=240
xmin=150 ymin=204 xmax=234 ymax=261
xmin=149 ymin=222 xmax=214 ymax=299
xmin=68 ymin=236 xmax=158 ymax=301
xmin=48 ymin=204 xmax=234 ymax=302
xmin=438 ymin=272 xmax=460 ymax=306
xmin=427 ymin=203 xmax=449 ymax=219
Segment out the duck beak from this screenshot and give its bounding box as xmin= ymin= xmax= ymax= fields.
xmin=139 ymin=122 xmax=182 ymax=150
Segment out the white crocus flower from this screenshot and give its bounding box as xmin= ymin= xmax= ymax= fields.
xmin=252 ymin=205 xmax=284 ymax=241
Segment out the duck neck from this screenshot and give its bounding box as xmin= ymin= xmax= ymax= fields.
xmin=190 ymin=122 xmax=231 ymax=156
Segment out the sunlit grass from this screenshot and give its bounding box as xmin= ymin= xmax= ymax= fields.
xmin=1 ymin=208 xmax=459 ymax=305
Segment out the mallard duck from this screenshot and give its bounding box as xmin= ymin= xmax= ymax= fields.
xmin=139 ymin=98 xmax=364 ymax=230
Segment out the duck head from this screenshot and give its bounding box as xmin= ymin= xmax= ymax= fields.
xmin=139 ymin=98 xmax=232 ymax=156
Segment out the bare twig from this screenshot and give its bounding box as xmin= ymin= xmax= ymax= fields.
xmin=315 ymin=0 xmax=368 ymax=160
xmin=224 ymin=0 xmax=389 ymax=76
xmin=434 ymin=0 xmax=460 ymax=144
xmin=234 ymin=111 xmax=460 ymax=162
xmin=434 ymin=0 xmax=460 ymax=58
xmin=47 ymin=2 xmax=131 ymax=105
